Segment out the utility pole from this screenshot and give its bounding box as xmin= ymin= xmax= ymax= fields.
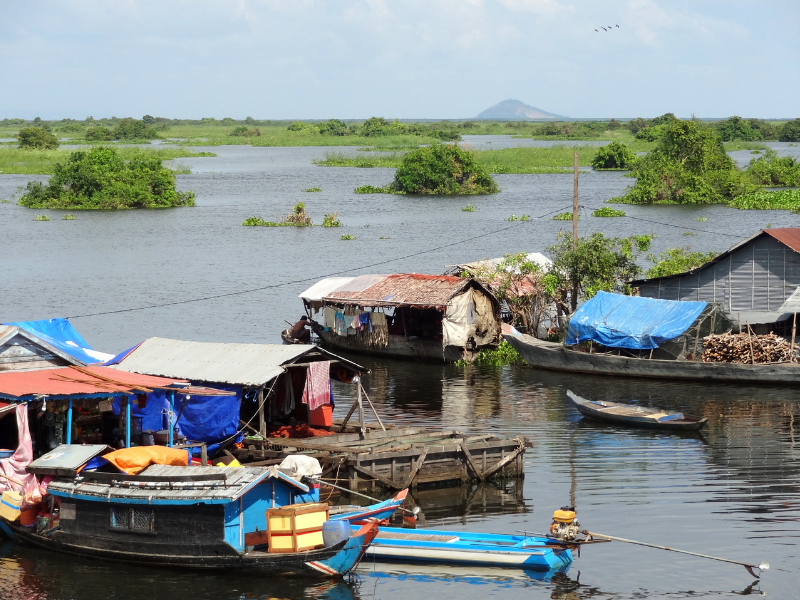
xmin=572 ymin=152 xmax=579 ymax=248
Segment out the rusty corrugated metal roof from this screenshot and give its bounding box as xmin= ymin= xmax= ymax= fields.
xmin=762 ymin=228 xmax=800 ymax=253
xmin=0 ymin=367 xmax=190 ymax=400
xmin=323 ymin=274 xmax=470 ymax=307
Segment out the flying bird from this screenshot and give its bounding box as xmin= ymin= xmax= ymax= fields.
xmin=601 ymin=27 xmax=607 ymax=31
xmin=595 ymin=29 xmax=599 ymax=32
xmin=616 ymin=24 xmax=620 ymax=28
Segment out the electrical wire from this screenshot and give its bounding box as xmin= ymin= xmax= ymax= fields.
xmin=65 ymin=203 xmax=577 ymax=319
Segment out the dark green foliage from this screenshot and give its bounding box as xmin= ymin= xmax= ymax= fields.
xmin=779 ymin=119 xmax=800 ymax=142
xmin=634 ymin=124 xmax=666 ymax=141
xmin=85 ymin=127 xmax=114 ymax=141
xmin=628 ymin=118 xmax=648 ymax=135
xmin=287 ymin=121 xmax=321 ymax=134
xmin=354 ymin=185 xmax=392 ymax=194
xmin=729 ymin=189 xmax=800 ymax=211
xmin=16 ymin=128 xmax=59 ymax=150
xmin=592 ymin=207 xmax=626 ymax=217
xmin=142 ymin=115 xmax=156 ymax=125
xmin=607 ymin=118 xmax=622 ymax=130
xmin=746 ymin=150 xmax=800 ymax=186
xmin=360 ymin=117 xmax=409 ymax=137
xmin=649 ymin=113 xmax=678 ymax=126
xmin=17 ymin=146 xmax=195 ymax=210
xmin=551 ymin=212 xmax=575 ymax=220
xmin=646 ymin=247 xmax=717 ymax=278
xmin=715 ymin=116 xmax=763 ymax=141
xmin=545 ymin=232 xmax=653 ymax=311
xmin=317 ymin=119 xmax=351 ymax=136
xmin=614 ymin=119 xmax=753 ymax=205
xmin=393 ymin=145 xmax=498 ymax=195
xmin=748 ymin=119 xmax=779 ymax=141
xmin=457 ymin=340 xmax=523 ymax=366
xmin=230 ymin=126 xmax=261 ymax=137
xmin=112 ymin=118 xmax=159 ymax=140
xmin=592 ymin=141 xmax=636 ymax=169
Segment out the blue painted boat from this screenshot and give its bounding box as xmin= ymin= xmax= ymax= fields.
xmin=329 ymin=489 xmax=408 ymax=525
xmin=352 ymin=525 xmax=573 ymax=571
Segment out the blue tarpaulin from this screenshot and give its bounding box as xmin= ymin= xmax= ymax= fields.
xmin=565 ymin=291 xmax=707 ymax=350
xmin=3 ymin=318 xmax=113 ymax=364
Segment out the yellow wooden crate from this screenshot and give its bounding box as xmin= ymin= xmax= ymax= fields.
xmin=0 ymin=491 xmax=22 ymax=522
xmin=266 ymin=502 xmax=329 ymax=553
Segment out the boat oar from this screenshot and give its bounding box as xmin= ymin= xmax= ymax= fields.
xmin=583 ymin=530 xmax=768 ymax=578
xmin=308 ymin=477 xmax=421 ymax=518
xmin=0 ymin=473 xmax=25 ymax=487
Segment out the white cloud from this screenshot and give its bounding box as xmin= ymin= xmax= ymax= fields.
xmin=495 ymin=0 xmax=571 ymax=14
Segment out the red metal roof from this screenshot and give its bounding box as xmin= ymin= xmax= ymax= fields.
xmin=323 ymin=274 xmax=471 ymax=307
xmin=762 ymin=228 xmax=800 ymax=253
xmin=0 ymin=366 xmax=190 ymax=400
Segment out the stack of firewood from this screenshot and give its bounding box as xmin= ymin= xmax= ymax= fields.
xmin=701 ymin=332 xmax=793 ymax=364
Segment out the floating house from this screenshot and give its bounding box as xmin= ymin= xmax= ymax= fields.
xmin=0 ymin=319 xmax=113 ymax=373
xmin=299 ymin=274 xmax=502 ymax=362
xmin=630 ymin=228 xmax=800 ymax=334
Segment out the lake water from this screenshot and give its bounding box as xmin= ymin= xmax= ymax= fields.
xmin=1 ymin=138 xmax=799 ymax=599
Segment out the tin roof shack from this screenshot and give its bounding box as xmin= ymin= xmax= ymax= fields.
xmin=0 ymin=319 xmax=113 ymax=373
xmin=301 ymin=274 xmax=501 ymax=362
xmin=630 ymin=228 xmax=800 ymax=335
xmin=109 ymin=338 xmax=366 ymax=449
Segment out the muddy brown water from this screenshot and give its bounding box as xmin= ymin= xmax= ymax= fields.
xmin=1 ymin=139 xmax=799 ymax=599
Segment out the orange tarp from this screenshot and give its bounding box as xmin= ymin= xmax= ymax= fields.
xmin=269 ymin=424 xmax=335 ymax=438
xmin=102 ymin=446 xmax=189 ymax=475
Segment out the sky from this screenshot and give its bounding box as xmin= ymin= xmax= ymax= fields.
xmin=1 ymin=0 xmax=799 ymax=120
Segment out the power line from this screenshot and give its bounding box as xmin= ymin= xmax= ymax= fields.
xmin=620 ymin=213 xmax=744 ymax=238
xmin=65 ymin=204 xmax=576 ymax=319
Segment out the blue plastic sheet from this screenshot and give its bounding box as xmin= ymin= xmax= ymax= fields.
xmin=3 ymin=318 xmax=111 ymax=364
xmin=565 ymin=291 xmax=707 ymax=350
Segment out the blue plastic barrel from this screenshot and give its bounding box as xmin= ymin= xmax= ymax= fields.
xmin=322 ymin=520 xmax=351 ymax=547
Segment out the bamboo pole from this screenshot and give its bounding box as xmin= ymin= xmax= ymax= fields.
xmin=746 ymin=320 xmax=755 ymax=364
xmin=572 ymin=152 xmax=579 ymax=248
xmin=360 ymin=384 xmax=386 ymax=431
xmin=792 ymin=313 xmax=797 ymax=363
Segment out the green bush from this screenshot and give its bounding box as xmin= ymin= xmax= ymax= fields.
xmin=17 ymin=128 xmax=59 ymax=150
xmin=230 ymin=126 xmax=261 ymax=137
xmin=716 ymin=116 xmax=762 ymax=141
xmin=613 ymin=119 xmax=753 ymax=205
xmin=645 ymin=247 xmax=717 ymax=278
xmin=85 ymin=127 xmax=114 ymax=141
xmin=634 ymin=124 xmax=667 ymax=141
xmin=393 ymin=145 xmax=498 ymax=195
xmin=779 ymin=119 xmax=800 ymax=142
xmin=592 ymin=207 xmax=626 ymax=217
xmin=360 ymin=117 xmax=409 ymax=137
xmin=728 ymin=189 xmax=800 ymax=210
xmin=317 ymin=119 xmax=351 ymax=136
xmin=287 ymin=121 xmax=320 ymax=134
xmin=112 ymin=118 xmax=159 ymax=140
xmin=746 ymin=150 xmax=800 ymax=186
xmin=17 ymin=146 xmax=195 ymax=209
xmin=322 ymin=212 xmax=341 ymax=227
xmin=354 ymin=185 xmax=392 ymax=194
xmin=592 ymin=142 xmax=636 ymax=170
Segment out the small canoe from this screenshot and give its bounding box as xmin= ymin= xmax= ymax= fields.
xmin=351 ymin=525 xmax=573 ymax=571
xmin=281 ymin=329 xmax=305 ymax=345
xmin=566 ymin=390 xmax=708 ymax=431
xmin=330 ymin=489 xmax=408 ymax=525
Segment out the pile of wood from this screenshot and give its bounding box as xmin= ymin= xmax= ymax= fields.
xmin=701 ymin=332 xmax=794 ymax=364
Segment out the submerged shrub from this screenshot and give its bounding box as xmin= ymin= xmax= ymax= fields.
xmin=508 ymin=214 xmax=530 ymax=221
xmin=592 ymin=142 xmax=636 ymax=170
xmin=341 ymin=234 xmax=356 ymax=240
xmin=592 ymin=207 xmax=626 ymax=217
xmin=322 ymin=212 xmax=341 ymax=227
xmin=62 ymin=214 xmax=75 ymax=220
xmin=746 ymin=150 xmax=800 ymax=187
xmin=393 ymin=145 xmax=498 ymax=195
xmin=551 ymin=212 xmax=576 ymax=220
xmin=33 ymin=214 xmax=50 ymax=221
xmin=354 ymin=185 xmax=393 ymax=194
xmin=17 ymin=146 xmax=195 ymax=210
xmin=304 ymin=187 xmax=322 ymax=192
xmin=17 ymin=127 xmax=59 ymax=149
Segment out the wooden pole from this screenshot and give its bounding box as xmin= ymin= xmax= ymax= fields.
xmin=572 ymin=152 xmax=579 ymax=249
xmin=258 ymin=386 xmax=266 ymax=437
xmin=792 ymin=313 xmax=797 ymax=363
xmin=357 ymin=380 xmax=365 ymax=434
xmin=746 ymin=320 xmax=755 ymax=364
xmin=361 ymin=384 xmax=386 ymax=431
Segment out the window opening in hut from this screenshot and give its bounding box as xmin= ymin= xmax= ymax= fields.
xmin=110 ymin=507 xmax=154 ymax=533
xmin=0 ymin=410 xmax=19 ymax=455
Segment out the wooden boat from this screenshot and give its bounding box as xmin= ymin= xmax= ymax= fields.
xmin=281 ymin=328 xmax=305 ymax=345
xmin=352 ymin=525 xmax=574 ymax=571
xmin=1 ymin=455 xmax=377 ymax=577
xmin=566 ymin=390 xmax=708 ymax=431
xmin=329 ymin=489 xmax=408 ymax=525
xmin=504 ymin=328 xmax=800 ymax=385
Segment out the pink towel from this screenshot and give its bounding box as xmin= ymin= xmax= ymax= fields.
xmin=301 ymin=361 xmax=331 ymax=411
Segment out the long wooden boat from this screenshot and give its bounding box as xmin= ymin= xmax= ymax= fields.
xmin=330 ymin=489 xmax=408 ymax=525
xmin=504 ymin=329 xmax=800 ymax=384
xmin=353 ymin=525 xmax=574 ymax=571
xmin=1 ymin=460 xmax=376 ymax=577
xmin=566 ymin=391 xmax=708 ymax=431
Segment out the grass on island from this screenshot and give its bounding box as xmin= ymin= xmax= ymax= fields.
xmin=593 ymin=207 xmax=626 ymax=217
xmin=0 ymin=146 xmax=215 ymax=175
xmin=552 ymin=212 xmax=578 ymax=220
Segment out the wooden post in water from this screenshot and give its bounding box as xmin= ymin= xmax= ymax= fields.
xmin=792 ymin=313 xmax=797 ymax=363
xmin=572 ymin=152 xmax=579 ymax=248
xmin=746 ymin=320 xmax=755 ymax=364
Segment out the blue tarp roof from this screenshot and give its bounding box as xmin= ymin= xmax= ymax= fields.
xmin=3 ymin=318 xmax=113 ymax=365
xmin=565 ymin=291 xmax=707 ymax=350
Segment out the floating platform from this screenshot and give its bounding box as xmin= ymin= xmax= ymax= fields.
xmin=233 ymin=426 xmax=527 ymax=493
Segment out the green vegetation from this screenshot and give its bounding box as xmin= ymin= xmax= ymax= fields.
xmin=341 ymin=234 xmax=355 ymax=240
xmin=455 ymin=341 xmax=523 ymax=367
xmin=85 ymin=118 xmax=161 ymax=142
xmin=473 ymin=146 xmax=597 ymax=173
xmin=0 ymin=146 xmax=214 ymax=175
xmin=746 ymin=150 xmax=800 ymax=186
xmin=315 ymin=152 xmax=403 ymax=168
xmin=304 ymin=187 xmax=322 ymax=192
xmin=62 ymin=214 xmax=75 ymax=220
xmin=322 ymin=212 xmax=341 ymax=227
xmin=728 ymin=189 xmax=800 ymax=211
xmin=611 ymin=119 xmax=753 ymax=205
xmin=462 ymin=204 xmax=476 ymax=212
xmin=697 ymin=217 xmax=707 ymax=221
xmin=645 ymin=247 xmax=718 ymax=278
xmin=33 ymin=214 xmax=50 ymax=221
xmin=242 ymin=217 xmax=284 ymax=227
xmin=551 ymin=212 xmax=576 ymax=220
xmin=243 ymin=202 xmax=315 ymax=227
xmin=230 ymin=126 xmax=261 ymax=137
xmin=393 ymin=145 xmax=498 ymax=195
xmin=17 ymin=147 xmax=196 ymax=210
xmin=779 ymin=119 xmax=800 ymax=142
xmin=545 ymin=232 xmax=653 ymax=312
xmin=354 ymin=185 xmax=396 ymax=194
xmin=508 ymin=214 xmax=530 ymax=221
xmin=592 ymin=207 xmax=626 ymax=217
xmin=591 ymin=141 xmax=636 ymax=170
xmin=17 ymin=128 xmax=59 ymax=150
xmin=715 ymin=116 xmax=763 ymax=141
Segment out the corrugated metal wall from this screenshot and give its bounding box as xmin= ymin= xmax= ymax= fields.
xmin=638 ymin=236 xmax=800 ymax=311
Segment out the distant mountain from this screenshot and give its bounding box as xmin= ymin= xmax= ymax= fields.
xmin=476 ymin=99 xmax=565 ymax=120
